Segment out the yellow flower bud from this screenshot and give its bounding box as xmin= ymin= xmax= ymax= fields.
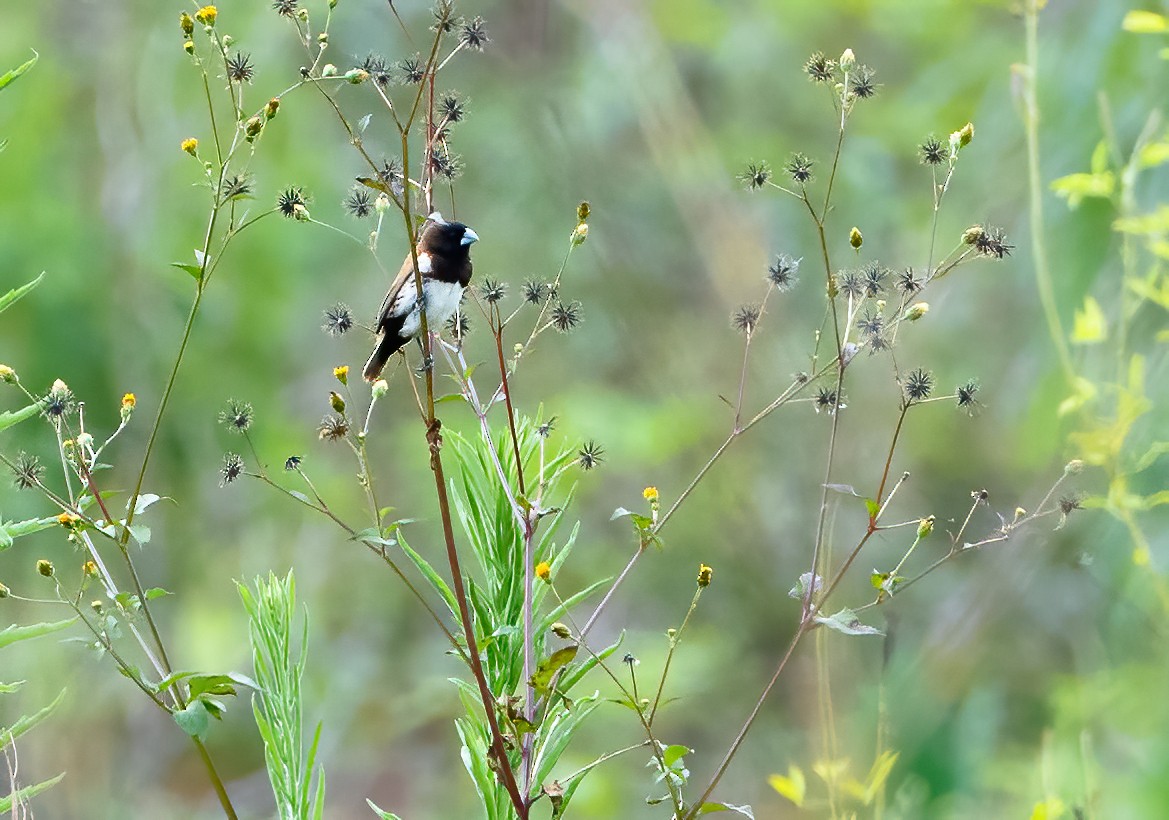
xmin=333 ymin=365 xmax=349 ymax=385
xmin=194 ymin=5 xmax=217 ymax=26
xmin=0 ymin=365 xmax=16 ymax=384
xmin=181 ymin=138 xmax=198 ymax=156
xmin=697 ymin=563 xmax=713 ymax=588
xmin=535 ymin=561 xmax=552 ymax=582
xmin=839 ymin=48 xmax=856 ymax=70
xmin=570 ymin=223 xmax=589 ymax=247
xmin=959 ymin=122 xmax=974 ymax=147
xmin=37 ymin=559 xmax=54 ymax=578
xmin=642 ymin=486 xmax=659 ymax=502
xmin=905 ymin=302 xmax=929 ymax=321
xmin=577 ymin=201 xmax=591 ymax=222
xmin=265 ymin=98 xmax=280 ymax=119
xmin=917 ymin=515 xmax=935 ymax=538
xmin=179 ymin=11 xmax=195 ymax=37
xmin=849 ymin=226 xmax=863 ymax=249
xmin=329 ymin=391 xmax=346 ymax=414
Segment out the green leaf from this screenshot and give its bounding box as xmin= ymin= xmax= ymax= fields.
xmin=1071 ymin=295 xmax=1107 ymax=344
xmin=530 ymin=645 xmax=578 ymax=697
xmin=130 ymin=493 xmax=163 ymax=516
xmin=173 ymin=698 xmax=212 ymax=741
xmin=0 ymin=688 xmax=66 ymax=751
xmin=0 ymin=272 xmax=45 ymax=315
xmin=663 ymin=744 xmax=691 ymax=768
xmin=170 ymin=262 xmax=203 ymax=281
xmin=0 ymin=619 xmax=76 ymax=650
xmin=0 ymin=52 xmax=37 ymax=92
xmin=145 ymin=587 xmax=172 ymax=601
xmin=864 ymin=498 xmax=880 ymax=518
xmin=1051 ymin=171 xmax=1114 ymax=208
xmin=824 ymin=483 xmax=860 ymax=497
xmin=0 ymin=681 xmax=26 ymax=694
xmin=0 ymin=771 xmax=65 ymax=813
xmin=698 ymin=802 xmax=756 ymax=818
xmin=187 ymin=673 xmax=247 ymax=699
xmin=768 ymin=765 xmax=806 ymax=806
xmin=610 ymin=506 xmax=633 ymax=520
xmin=813 ymin=608 xmax=883 ymax=636
xmin=0 ymin=515 xmax=58 ymax=551
xmin=366 ymin=799 xmax=403 ymax=820
xmin=1122 ymin=10 xmax=1169 ymax=32
xmin=0 ymin=400 xmax=46 ymax=433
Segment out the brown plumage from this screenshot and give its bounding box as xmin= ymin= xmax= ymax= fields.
xmin=363 ymin=214 xmax=478 ymax=382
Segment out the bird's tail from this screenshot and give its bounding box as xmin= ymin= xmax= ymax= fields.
xmin=363 ymin=333 xmax=398 ymax=382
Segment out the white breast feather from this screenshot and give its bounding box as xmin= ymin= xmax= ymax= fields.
xmin=397 ymin=279 xmax=465 ymax=339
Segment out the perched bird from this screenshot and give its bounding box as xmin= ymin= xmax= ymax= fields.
xmin=363 ymin=213 xmax=478 ymax=382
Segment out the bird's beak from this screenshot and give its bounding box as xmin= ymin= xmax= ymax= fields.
xmin=461 ymin=227 xmax=480 ymax=246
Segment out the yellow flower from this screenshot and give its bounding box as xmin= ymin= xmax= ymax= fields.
xmin=181 ymin=138 xmax=198 ymax=157
xmin=697 ymin=564 xmax=713 ymax=588
xmin=194 ymin=5 xmax=217 ymax=26
xmin=83 ymin=561 xmax=98 ymax=577
xmin=179 ymin=11 xmax=194 ymax=36
xmin=643 ymin=486 xmax=659 ymax=502
xmin=0 ymin=365 xmax=16 ymax=384
xmin=57 ymin=512 xmax=79 ymax=527
xmin=122 ymin=392 xmax=136 ymax=409
xmin=333 ymin=365 xmax=349 ymax=385
xmin=535 ymin=561 xmax=552 ymax=582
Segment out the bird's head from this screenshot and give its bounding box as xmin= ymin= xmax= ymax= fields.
xmin=422 ymin=212 xmax=478 ymax=257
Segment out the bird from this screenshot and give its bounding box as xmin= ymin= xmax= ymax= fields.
xmin=363 ymin=213 xmax=478 ymax=382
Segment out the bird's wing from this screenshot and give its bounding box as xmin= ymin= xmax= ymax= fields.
xmin=375 ymin=249 xmax=432 ymax=327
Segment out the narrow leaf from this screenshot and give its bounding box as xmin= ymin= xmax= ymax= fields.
xmin=0 ymin=272 xmax=45 ymax=314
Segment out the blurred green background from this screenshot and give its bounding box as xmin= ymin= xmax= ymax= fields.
xmin=2 ymin=0 xmax=1167 ymax=817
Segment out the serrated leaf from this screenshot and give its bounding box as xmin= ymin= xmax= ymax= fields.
xmin=769 ymin=766 xmax=806 ymax=806
xmin=0 ymin=272 xmax=45 ymax=314
xmin=814 ymin=608 xmax=883 ymax=636
xmin=0 ymin=52 xmax=37 ymax=92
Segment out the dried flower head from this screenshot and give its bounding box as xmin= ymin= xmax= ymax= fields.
xmin=438 ymin=91 xmax=466 ymax=123
xmin=550 ymin=301 xmax=582 ymax=332
xmin=521 ymin=279 xmax=546 ymax=304
xmin=479 ymin=279 xmax=506 ymax=304
xmin=460 ymin=16 xmax=489 ymax=50
xmin=862 ymin=262 xmax=888 ymax=297
xmin=919 ymin=136 xmax=946 ymax=166
xmin=277 ymin=187 xmax=308 ymax=218
xmin=226 ymin=52 xmax=255 ymax=83
xmin=971 ymin=225 xmax=1013 ymax=259
xmin=536 ymin=417 xmax=557 ymax=438
xmin=849 ymin=65 xmax=878 ymax=99
xmin=896 ymin=268 xmax=923 ymax=294
xmin=344 ymin=188 xmax=375 ymax=219
xmin=856 ymin=309 xmax=883 ymax=338
xmin=318 ymin=413 xmax=349 ymax=442
xmin=396 ymin=57 xmax=425 ymax=84
xmin=220 ymin=452 xmax=245 ymax=486
xmin=431 ymin=0 xmax=457 ymax=31
xmin=272 ymin=0 xmax=298 ymax=17
xmin=445 ymin=311 xmax=470 ymax=339
xmin=738 ymin=161 xmax=772 ymax=191
xmin=732 ymin=304 xmax=761 ymax=335
xmin=284 ymin=455 xmax=302 ymax=471
xmin=221 ymin=174 xmax=253 ymax=201
xmin=837 ymin=270 xmax=865 ymax=299
xmin=12 ymin=452 xmax=44 ymax=490
xmin=956 ymin=379 xmax=980 ymax=414
xmin=767 ymin=255 xmax=800 ymax=292
xmin=429 ymin=148 xmax=463 ymax=180
xmin=36 ymin=559 xmax=54 ymax=578
xmin=360 ymin=54 xmax=392 ymax=87
xmin=815 ymin=387 xmax=844 ymax=414
xmin=785 ymin=153 xmax=815 ymax=184
xmin=218 ymin=399 xmax=254 ymax=433
xmin=903 ymin=369 xmax=934 ymax=403
xmin=804 ymin=51 xmax=835 ymax=83
xmin=322 ymin=303 xmax=354 ymax=336
xmin=44 ymin=379 xmax=76 ymax=419
xmin=578 ymin=440 xmax=604 ymax=471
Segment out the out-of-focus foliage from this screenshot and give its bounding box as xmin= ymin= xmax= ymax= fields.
xmin=0 ymin=1 xmax=1166 ymax=818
